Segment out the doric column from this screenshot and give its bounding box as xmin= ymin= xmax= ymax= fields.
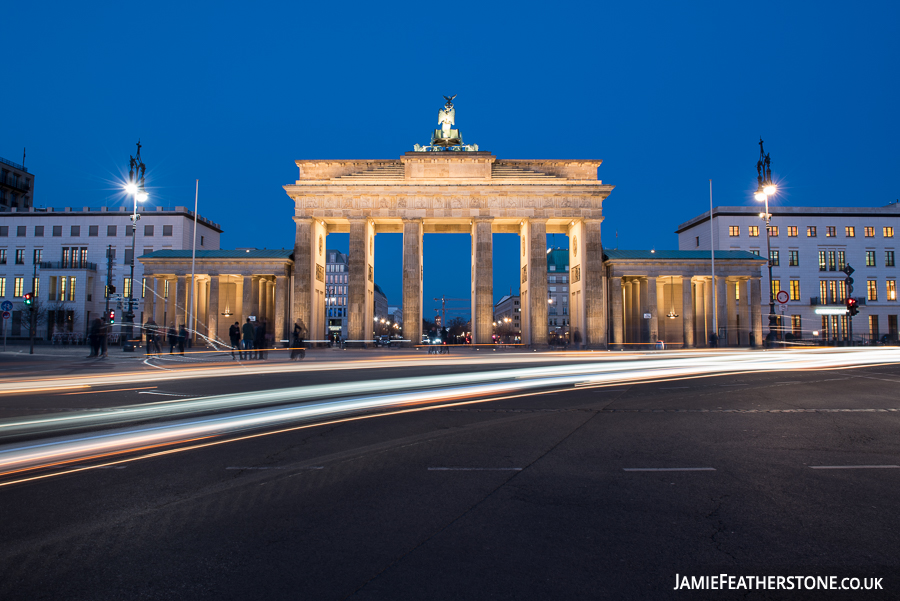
xmin=647 ymin=276 xmax=658 ymax=344
xmin=275 ymin=275 xmax=287 ymax=346
xmin=726 ymin=278 xmax=737 ymax=346
xmin=682 ymin=276 xmax=695 ymax=348
xmin=153 ymin=277 xmax=165 ymax=326
xmin=581 ymin=218 xmax=606 ymax=347
xmin=526 ymin=219 xmax=548 ymax=346
xmin=611 ymin=276 xmax=624 ymax=348
xmin=738 ymin=279 xmax=749 ymax=346
xmin=241 ymin=276 xmax=254 ymax=325
xmin=631 ymin=278 xmax=641 ymax=343
xmin=402 ymin=218 xmax=423 ymax=347
xmin=347 ymin=218 xmax=375 ymax=345
xmin=266 ymin=280 xmax=275 ymax=333
xmin=143 ymin=274 xmax=155 ymax=326
xmin=716 ymin=276 xmax=727 ymax=345
xmin=175 ymin=275 xmax=187 ymax=328
xmin=750 ymin=277 xmax=763 ymax=347
xmin=471 ymin=217 xmax=494 ymax=345
xmin=207 ymin=275 xmax=219 ymax=343
xmin=292 ymin=217 xmax=327 ymax=343
xmin=623 ymin=280 xmax=632 ymax=343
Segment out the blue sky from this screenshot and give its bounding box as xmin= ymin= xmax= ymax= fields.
xmin=4 ymin=1 xmax=898 ymax=316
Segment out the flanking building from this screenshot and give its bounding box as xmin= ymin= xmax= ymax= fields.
xmin=677 ymin=203 xmax=900 ymax=342
xmin=0 ymin=156 xmax=34 ymax=212
xmin=0 ymin=206 xmax=221 ymax=339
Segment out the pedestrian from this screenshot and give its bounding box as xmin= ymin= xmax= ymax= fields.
xmin=229 ymin=321 xmax=241 ymax=360
xmin=255 ymin=318 xmax=267 ymax=360
xmin=291 ymin=321 xmax=305 ymax=360
xmin=168 ymin=326 xmax=178 ymax=354
xmin=144 ymin=319 xmax=156 ymax=356
xmin=709 ymin=332 xmax=719 ymax=349
xmin=178 ymin=324 xmax=187 ymax=355
xmin=88 ymin=317 xmax=101 ymax=358
xmin=242 ymin=318 xmax=255 ymax=359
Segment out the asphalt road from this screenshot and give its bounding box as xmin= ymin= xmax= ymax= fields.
xmin=1 ymin=355 xmax=899 ymax=600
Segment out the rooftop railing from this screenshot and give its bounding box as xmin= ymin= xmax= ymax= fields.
xmin=0 ymin=157 xmax=27 ymax=172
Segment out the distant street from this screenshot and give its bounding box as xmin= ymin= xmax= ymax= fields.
xmin=1 ymin=348 xmax=899 ymax=599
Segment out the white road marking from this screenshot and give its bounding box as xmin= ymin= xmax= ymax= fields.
xmin=428 ymin=467 xmax=523 ymax=471
xmin=810 ymin=465 xmax=900 ymax=470
xmin=138 ymin=391 xmax=191 ymax=397
xmin=143 ymin=359 xmax=172 ymax=371
xmin=623 ymin=467 xmax=716 ymax=472
xmin=226 ymin=466 xmax=323 ymax=470
xmin=658 ymin=386 xmax=690 ymax=389
xmin=71 ymin=465 xmax=127 ymax=470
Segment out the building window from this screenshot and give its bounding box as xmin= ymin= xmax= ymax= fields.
xmin=884 ymin=227 xmax=894 ymax=238
xmin=32 ymin=277 xmax=39 ymax=297
xmin=144 ymin=224 xmax=154 ymax=236
xmin=789 ymin=250 xmax=799 ymax=266
xmin=828 ymin=251 xmax=836 ymax=271
xmin=750 ymin=250 xmax=760 ymax=256
xmin=200 ymin=235 xmax=205 ymax=247
xmin=33 ymin=249 xmax=42 ymax=264
xmin=789 ymin=280 xmax=800 ymax=301
xmin=887 ymin=280 xmax=896 ymax=301
xmin=867 ymin=280 xmax=878 ymax=301
xmin=163 ymin=225 xmax=173 ymax=236
xmin=15 ymin=250 xmax=24 ymax=265
xmin=0 ymin=226 xmax=7 ymax=237
xmin=71 ymin=225 xmax=81 ymax=237
xmin=868 ymin=315 xmax=879 ymax=341
xmin=807 ymin=226 xmax=817 ymax=237
xmin=826 ymin=226 xmax=835 ymax=237
xmin=770 ymin=279 xmax=781 ymax=301
xmin=886 ymin=251 xmax=895 ymax=267
xmin=864 ymin=226 xmax=874 ymax=238
xmin=695 ymin=236 xmax=699 ymax=247
xmin=52 ymin=225 xmax=62 ymax=237
xmin=866 ymin=251 xmax=876 ymax=267
xmin=787 ymin=226 xmax=797 ymax=237
xmin=80 ymin=248 xmax=88 ymax=266
xmin=769 ymin=250 xmax=779 ymax=266
xmin=106 ymin=225 xmax=116 ymax=236
xmin=67 ymin=277 xmax=76 ymax=301
xmin=89 ymin=225 xmax=99 ymax=237
xmin=791 ymin=315 xmax=802 ymax=336
xmin=838 ymin=250 xmax=846 ymax=270
xmin=124 ymin=278 xmax=132 ymax=299
xmin=124 ymin=248 xmax=133 ymax=266
xmin=729 ymin=226 xmax=739 ymax=237
xmin=34 ymin=226 xmax=44 ymax=237
xmin=769 ymin=225 xmax=779 ymax=237
xmin=845 ymin=226 xmax=855 ymax=237
xmin=0 ymin=278 xmax=5 ymax=297
xmin=16 ymin=226 xmax=26 ymax=237
xmin=62 ymin=248 xmax=70 ymax=268
xmin=126 ymin=225 xmax=134 ymax=237
xmin=13 ymin=277 xmax=23 ymax=297
xmin=0 ymin=249 xmax=6 ymax=264
xmin=748 ymin=226 xmax=759 ymax=237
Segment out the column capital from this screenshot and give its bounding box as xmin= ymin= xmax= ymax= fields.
xmin=472 ymin=216 xmax=494 ymax=223
xmin=527 ymin=217 xmax=549 ymax=224
xmin=401 ymin=217 xmax=424 ymax=223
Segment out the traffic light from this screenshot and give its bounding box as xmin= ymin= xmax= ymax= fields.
xmin=108 ymin=310 xmax=116 ymax=324
xmin=106 ymin=285 xmax=116 ymax=297
xmin=846 ymin=297 xmax=859 ymax=317
xmin=23 ymin=292 xmax=33 ymax=306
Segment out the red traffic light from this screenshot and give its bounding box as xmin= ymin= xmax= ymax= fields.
xmin=23 ymin=292 xmax=33 ymax=306
xmin=846 ymin=297 xmax=859 ymax=317
xmin=108 ymin=310 xmax=116 ymax=324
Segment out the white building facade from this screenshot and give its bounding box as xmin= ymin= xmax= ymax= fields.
xmin=677 ymin=203 xmax=900 ymax=343
xmin=0 ymin=206 xmax=221 ymax=340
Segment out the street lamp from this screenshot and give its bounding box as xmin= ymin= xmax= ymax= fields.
xmin=124 ymin=140 xmax=147 ymax=351
xmin=755 ymin=138 xmax=777 ymax=345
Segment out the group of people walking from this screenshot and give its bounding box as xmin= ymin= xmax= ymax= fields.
xmin=143 ymin=319 xmax=188 ymax=356
xmin=228 ymin=318 xmax=277 ymax=360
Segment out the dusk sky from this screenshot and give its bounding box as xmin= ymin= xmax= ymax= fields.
xmin=5 ymin=1 xmax=898 ymax=318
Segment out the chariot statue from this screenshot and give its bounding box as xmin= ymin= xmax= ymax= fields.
xmin=413 ymin=95 xmax=478 ymax=152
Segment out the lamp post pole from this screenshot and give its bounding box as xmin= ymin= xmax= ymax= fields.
xmin=125 ymin=141 xmax=148 ymax=351
xmin=754 ymin=138 xmax=778 ymax=345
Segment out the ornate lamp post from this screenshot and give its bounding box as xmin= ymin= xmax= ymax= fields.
xmin=124 ymin=141 xmax=148 ymax=350
xmin=754 ymin=138 xmax=777 ymax=344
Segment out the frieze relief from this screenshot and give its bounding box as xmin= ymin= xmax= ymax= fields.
xmin=293 ymin=194 xmax=603 ymax=216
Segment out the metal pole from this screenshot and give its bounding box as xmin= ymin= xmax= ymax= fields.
xmin=29 ymin=261 xmax=37 ymax=354
xmin=709 ymin=180 xmax=717 ymax=336
xmin=127 ymin=193 xmax=138 ymax=349
xmin=188 ymin=179 xmax=199 ymax=343
xmin=764 ymin=195 xmax=776 ymax=343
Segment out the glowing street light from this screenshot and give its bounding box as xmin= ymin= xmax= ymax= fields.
xmin=755 ymin=138 xmax=778 ymax=344
xmin=121 ymin=140 xmax=148 ymax=351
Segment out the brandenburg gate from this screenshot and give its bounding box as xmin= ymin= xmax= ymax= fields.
xmin=284 ymin=97 xmax=614 ymax=346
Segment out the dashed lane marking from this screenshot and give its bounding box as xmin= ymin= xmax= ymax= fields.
xmin=428 ymin=467 xmax=523 ymax=471
xmin=225 ymin=466 xmax=323 ymax=470
xmin=138 ymin=391 xmax=192 ymax=397
xmin=623 ymin=467 xmax=716 ymax=472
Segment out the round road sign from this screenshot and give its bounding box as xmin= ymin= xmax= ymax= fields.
xmin=776 ymin=290 xmax=789 ymax=304
xmin=0 ymin=300 xmax=11 ymax=312
xmin=1 ymin=311 xmax=10 ymax=320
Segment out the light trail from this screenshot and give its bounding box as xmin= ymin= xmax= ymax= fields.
xmin=0 ymin=348 xmax=898 ymax=482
